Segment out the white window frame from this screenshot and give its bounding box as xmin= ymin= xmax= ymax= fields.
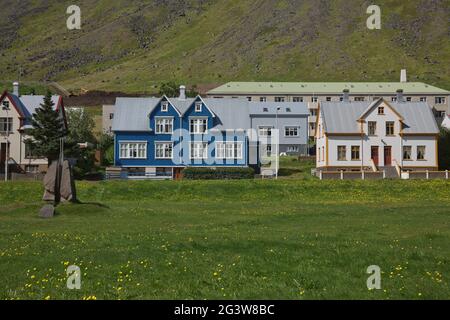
xmin=215 ymin=142 xmax=243 ymax=160
xmin=435 ymin=97 xmax=446 ymax=104
xmin=155 ymin=142 xmax=173 ymax=159
xmin=195 ymin=102 xmax=203 ymax=112
xmin=119 ymin=141 xmax=147 ymax=159
xmin=417 ymin=145 xmax=426 ymax=160
xmin=161 ymin=101 xmax=169 ymax=112
xmin=155 ymin=117 xmax=174 ymax=134
xmin=190 ymin=142 xmax=208 ymax=159
xmin=189 ymin=117 xmax=208 ymax=134
xmin=258 ymin=126 xmax=272 ymax=137
xmin=284 ymin=126 xmax=299 ymax=137
xmin=287 ymin=145 xmax=299 ymax=153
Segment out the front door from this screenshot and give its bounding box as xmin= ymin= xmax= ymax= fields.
xmin=173 ymin=168 xmax=183 ymax=180
xmin=384 ymin=146 xmax=392 ymax=166
xmin=0 ymin=143 xmax=5 ymax=171
xmin=371 ymin=146 xmax=379 ymax=166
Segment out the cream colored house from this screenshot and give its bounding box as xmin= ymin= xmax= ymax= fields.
xmin=102 ymin=104 xmax=115 ymax=135
xmin=316 ymin=98 xmax=439 ymax=172
xmin=0 ymin=82 xmax=66 ymax=174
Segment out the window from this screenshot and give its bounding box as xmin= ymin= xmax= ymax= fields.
xmin=285 ymin=126 xmax=299 ymax=137
xmin=2 ymin=101 xmax=10 ymax=109
xmin=337 ymin=146 xmax=346 ymax=161
xmin=190 ymin=118 xmax=208 ymax=134
xmin=195 ymin=102 xmax=203 ymax=112
xmin=155 ymin=118 xmax=173 ymax=134
xmin=109 ymin=113 xmax=114 ymax=120
xmin=215 ymin=142 xmax=243 ymax=159
xmin=190 ymin=142 xmax=208 ymax=159
xmin=246 ymin=97 xmax=252 ymax=102
xmin=286 ymin=108 xmax=291 ymax=112
xmin=25 ymin=142 xmax=37 ymax=159
xmin=326 ymin=97 xmax=332 ymax=102
xmin=351 ymin=146 xmax=360 ymax=160
xmin=161 ymin=102 xmax=169 ymax=112
xmin=258 ymin=126 xmax=272 ymax=136
xmin=310 ymin=109 xmax=317 ymax=116
xmin=260 ymin=97 xmax=267 ymax=102
xmin=403 ymin=146 xmax=412 ymax=160
xmin=263 ymin=107 xmax=269 ymax=112
xmin=310 ymin=123 xmax=316 ymax=131
xmin=391 ymin=97 xmax=397 ymax=102
xmin=155 ymin=142 xmax=173 ymax=159
xmin=275 ymin=97 xmax=285 ymax=102
xmin=420 ymin=97 xmax=427 ymax=102
xmin=339 ymin=97 xmax=344 ymax=102
xmin=406 ymin=97 xmax=412 ymax=102
xmin=417 ymin=146 xmax=426 ymax=160
xmin=435 ymin=97 xmax=446 ymax=104
xmin=25 ymin=165 xmax=39 ymax=173
xmin=287 ymin=146 xmax=299 ymax=153
xmin=311 ymin=97 xmax=318 ymax=102
xmin=354 ymin=97 xmax=365 ymax=102
xmin=0 ymin=117 xmax=13 ymax=133
xmin=386 ymin=122 xmax=395 ymax=135
xmin=436 ymin=111 xmax=446 ymax=118
xmin=293 ymin=97 xmax=303 ymax=102
xmin=119 ymin=142 xmax=147 ymax=159
xmin=368 ymin=121 xmax=377 ymax=136
xmin=378 ymin=106 xmax=385 ymax=115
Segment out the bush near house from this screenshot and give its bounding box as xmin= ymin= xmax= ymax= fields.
xmin=183 ymin=167 xmax=255 ymax=180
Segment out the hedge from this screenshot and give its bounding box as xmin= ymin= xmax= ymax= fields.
xmin=182 ymin=167 xmax=255 ymax=180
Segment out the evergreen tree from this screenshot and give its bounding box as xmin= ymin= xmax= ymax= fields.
xmin=25 ymin=91 xmax=66 ymax=165
xmin=438 ymin=127 xmax=450 ymax=170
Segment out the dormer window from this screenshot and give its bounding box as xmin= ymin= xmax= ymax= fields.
xmin=2 ymin=101 xmax=10 ymax=110
xmin=378 ymin=106 xmax=384 ymax=115
xmin=195 ymin=102 xmax=202 ymax=112
xmin=161 ymin=102 xmax=169 ymax=112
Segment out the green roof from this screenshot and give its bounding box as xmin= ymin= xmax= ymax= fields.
xmin=208 ymin=82 xmax=450 ymax=95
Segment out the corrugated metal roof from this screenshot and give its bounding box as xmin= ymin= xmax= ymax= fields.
xmin=112 ymin=97 xmax=251 ymax=131
xmin=320 ymin=100 xmax=439 ymax=134
xmin=208 ymin=82 xmax=450 ymax=95
xmin=113 ymin=97 xmax=159 ymax=131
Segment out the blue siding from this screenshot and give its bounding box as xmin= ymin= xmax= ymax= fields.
xmin=114 ymin=98 xmax=248 ymax=168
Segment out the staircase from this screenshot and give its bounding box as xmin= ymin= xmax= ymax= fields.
xmin=380 ymin=166 xmax=400 ymax=178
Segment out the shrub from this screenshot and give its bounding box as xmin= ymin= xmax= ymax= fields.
xmin=183 ymin=167 xmax=255 ymax=180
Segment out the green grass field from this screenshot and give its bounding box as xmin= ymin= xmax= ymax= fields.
xmin=0 ymin=168 xmax=449 ymax=300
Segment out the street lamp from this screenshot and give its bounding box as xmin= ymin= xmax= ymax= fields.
xmin=275 ymin=107 xmax=281 ymax=179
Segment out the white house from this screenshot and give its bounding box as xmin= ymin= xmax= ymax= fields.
xmin=0 ymin=82 xmax=66 ymax=174
xmin=316 ymin=98 xmax=439 ymax=172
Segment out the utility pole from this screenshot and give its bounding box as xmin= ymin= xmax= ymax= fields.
xmin=275 ymin=107 xmax=281 ymax=179
xmin=3 ymin=106 xmax=10 ymax=182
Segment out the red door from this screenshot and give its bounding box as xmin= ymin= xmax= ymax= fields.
xmin=384 ymin=146 xmax=392 ymax=166
xmin=371 ymin=146 xmax=379 ymax=166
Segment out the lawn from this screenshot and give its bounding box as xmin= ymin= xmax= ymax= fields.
xmin=0 ymin=175 xmax=449 ymax=300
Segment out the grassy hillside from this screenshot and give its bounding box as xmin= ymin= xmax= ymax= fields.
xmin=0 ymin=0 xmax=449 ymax=94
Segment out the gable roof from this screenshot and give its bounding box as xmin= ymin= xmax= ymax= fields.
xmin=358 ymin=98 xmax=404 ymax=121
xmin=0 ymin=92 xmax=63 ymax=125
xmin=208 ymin=82 xmax=450 ymax=95
xmin=320 ymin=100 xmax=439 ymax=135
xmin=112 ymin=97 xmax=251 ymax=132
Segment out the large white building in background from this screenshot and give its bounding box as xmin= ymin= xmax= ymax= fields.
xmin=207 ymin=70 xmax=450 ymax=137
xmin=316 ymin=98 xmax=439 ymax=172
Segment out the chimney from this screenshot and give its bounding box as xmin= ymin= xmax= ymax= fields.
xmin=13 ymin=81 xmax=19 ymax=96
xmin=400 ymin=69 xmax=407 ymax=83
xmin=396 ymin=89 xmax=404 ymax=102
xmin=179 ymin=85 xmax=186 ymax=100
xmin=343 ymin=89 xmax=350 ymax=102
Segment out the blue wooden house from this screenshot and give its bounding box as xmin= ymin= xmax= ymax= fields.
xmin=111 ymin=89 xmax=309 ymax=179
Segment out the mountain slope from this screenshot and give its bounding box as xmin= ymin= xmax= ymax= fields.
xmin=0 ymin=0 xmax=449 ymax=93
